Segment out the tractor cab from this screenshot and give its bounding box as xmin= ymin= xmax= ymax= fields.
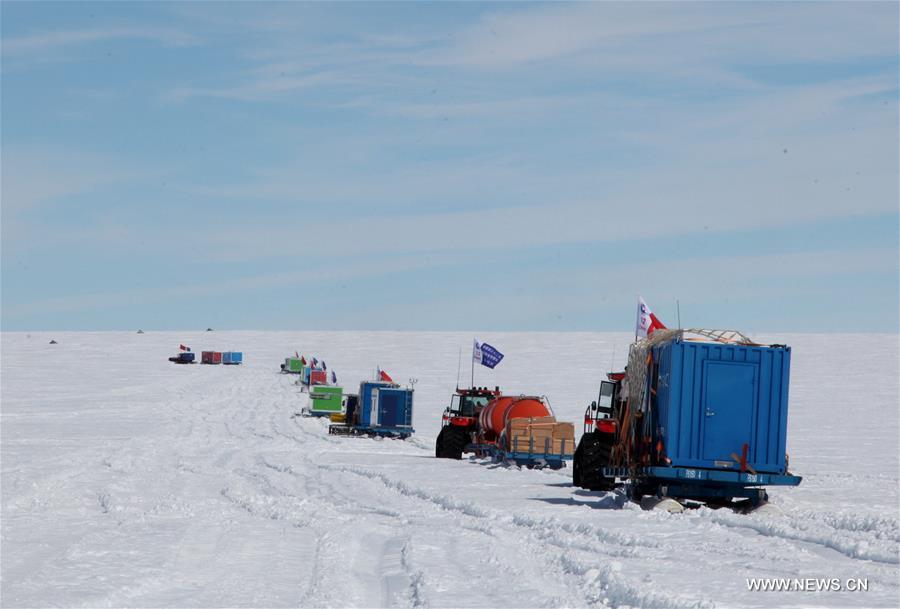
xmin=442 ymin=386 xmax=500 ymax=427
xmin=583 ymin=373 xmax=624 ymax=434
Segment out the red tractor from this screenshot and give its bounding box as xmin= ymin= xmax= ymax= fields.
xmin=436 ymin=386 xmax=574 ymax=468
xmin=573 ymin=373 xmax=625 ymax=490
xmin=435 ymin=387 xmax=500 ymax=459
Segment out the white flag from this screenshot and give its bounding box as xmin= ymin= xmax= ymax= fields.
xmin=636 ymin=296 xmax=666 ymax=338
xmin=472 ymin=340 xmax=483 ymax=364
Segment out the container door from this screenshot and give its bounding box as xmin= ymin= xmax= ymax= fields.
xmin=702 ymin=362 xmax=755 ymax=462
xmin=383 ymin=389 xmax=414 ymax=427
xmin=377 ymin=390 xmax=405 ymax=427
xmin=370 ymin=388 xmax=380 ymax=426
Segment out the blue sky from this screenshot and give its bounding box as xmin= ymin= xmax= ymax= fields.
xmin=2 ymin=1 xmax=898 ymax=332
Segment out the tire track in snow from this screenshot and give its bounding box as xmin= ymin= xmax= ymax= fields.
xmin=705 ymin=508 xmax=900 ymax=565
xmin=261 ymin=392 xmax=698 ymax=608
xmin=316 ymin=463 xmax=712 ymax=609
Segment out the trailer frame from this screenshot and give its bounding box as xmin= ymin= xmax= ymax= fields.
xmin=604 ymin=465 xmax=801 ymax=506
xmin=328 ymin=424 xmax=413 ymax=439
xmin=468 ymin=435 xmax=573 ymax=470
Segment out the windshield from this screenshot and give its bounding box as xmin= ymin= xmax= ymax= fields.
xmin=451 ymin=395 xmax=490 ymax=416
xmin=597 ymin=381 xmax=616 ymax=411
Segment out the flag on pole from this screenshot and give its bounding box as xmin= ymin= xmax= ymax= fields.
xmin=321 ymin=360 xmax=327 ymax=371
xmin=379 ymin=369 xmax=394 ymax=383
xmin=473 ymin=340 xmax=504 ymax=369
xmin=179 ymin=344 xmax=189 ymax=351
xmin=331 ymin=370 xmax=337 ymax=384
xmin=312 ymin=357 xmax=318 ymax=368
xmin=300 ymin=356 xmax=307 ymax=365
xmin=294 ymin=350 xmax=299 ymax=358
xmin=636 ymin=296 xmax=667 ymax=338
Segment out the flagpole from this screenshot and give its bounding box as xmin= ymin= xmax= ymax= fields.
xmin=471 ymin=338 xmax=475 ymax=389
xmin=635 ymin=296 xmax=639 ymax=343
xmin=456 ymin=346 xmax=462 ymax=391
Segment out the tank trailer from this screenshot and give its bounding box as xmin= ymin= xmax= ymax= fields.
xmin=436 ymin=387 xmax=575 ymax=469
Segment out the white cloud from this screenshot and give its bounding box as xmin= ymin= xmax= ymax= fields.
xmin=1 ymin=148 xmax=132 ymax=215
xmin=1 ymin=26 xmax=198 ymax=55
xmin=0 ymin=252 xmax=468 ymax=319
xmin=424 ymin=2 xmax=897 ymax=70
xmin=162 ymin=71 xmax=349 ymax=103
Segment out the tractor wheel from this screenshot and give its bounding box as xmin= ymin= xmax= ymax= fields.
xmin=435 ymin=427 xmax=445 ymax=457
xmin=573 ymin=441 xmax=583 ymax=486
xmin=575 ymin=431 xmax=616 ymax=491
xmin=436 ymin=426 xmax=468 ymax=460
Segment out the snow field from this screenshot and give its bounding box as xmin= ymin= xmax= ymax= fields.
xmin=2 ymin=331 xmax=898 ymax=608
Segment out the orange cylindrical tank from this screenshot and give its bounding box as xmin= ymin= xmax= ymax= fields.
xmin=479 ymin=396 xmax=551 ymax=438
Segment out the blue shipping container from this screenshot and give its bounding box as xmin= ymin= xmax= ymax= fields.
xmin=378 ymin=388 xmax=414 ymax=428
xmin=649 ymin=337 xmax=791 ymax=474
xmin=358 ymin=381 xmax=392 ymax=427
xmin=222 ymin=351 xmax=242 ymax=365
xmin=358 ymin=381 xmax=413 ymax=428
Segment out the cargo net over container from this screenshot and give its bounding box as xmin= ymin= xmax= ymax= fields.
xmin=620 ymin=328 xmax=760 ymax=464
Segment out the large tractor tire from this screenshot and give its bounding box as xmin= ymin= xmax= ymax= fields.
xmin=573 ymin=441 xmax=584 ymax=486
xmin=435 ymin=428 xmax=443 ymax=457
xmin=573 ymin=431 xmax=617 ymax=491
xmin=435 ymin=426 xmax=468 ymax=460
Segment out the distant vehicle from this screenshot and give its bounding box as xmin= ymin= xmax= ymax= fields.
xmin=201 ymin=351 xmax=222 ymax=365
xmin=302 ymin=386 xmax=344 ymax=417
xmin=168 ymin=351 xmax=195 ymax=364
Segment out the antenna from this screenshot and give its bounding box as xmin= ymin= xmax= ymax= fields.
xmin=609 ymin=344 xmax=616 ymax=373
xmin=676 ymin=299 xmax=682 ymax=329
xmin=455 ymin=346 xmax=462 ymax=390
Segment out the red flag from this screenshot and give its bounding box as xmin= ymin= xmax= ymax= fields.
xmin=300 ymin=356 xmax=307 ymax=365
xmin=179 ymin=344 xmax=188 ymax=351
xmin=636 ymin=297 xmax=667 ymax=338
xmin=294 ymin=350 xmax=299 ymax=358
xmin=379 ymin=370 xmax=393 ymax=383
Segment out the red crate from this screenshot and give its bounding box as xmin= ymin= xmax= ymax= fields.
xmin=201 ymin=351 xmax=214 ymax=364
xmin=212 ymin=352 xmax=223 ymax=364
xmin=310 ymin=370 xmax=327 ymax=385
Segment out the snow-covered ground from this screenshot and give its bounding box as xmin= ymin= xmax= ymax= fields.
xmin=2 ymin=331 xmax=898 ymax=608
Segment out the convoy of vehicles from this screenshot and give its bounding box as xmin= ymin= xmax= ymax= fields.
xmin=172 ymin=317 xmax=802 ymax=512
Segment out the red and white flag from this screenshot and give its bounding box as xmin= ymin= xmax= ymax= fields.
xmin=379 ymin=369 xmax=394 ymax=383
xmin=179 ymin=344 xmax=189 ymax=351
xmin=636 ymin=297 xmax=667 ymax=338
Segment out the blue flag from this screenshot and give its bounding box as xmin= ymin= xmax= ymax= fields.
xmin=331 ymin=370 xmax=337 ymax=384
xmin=474 ymin=341 xmax=504 ymax=369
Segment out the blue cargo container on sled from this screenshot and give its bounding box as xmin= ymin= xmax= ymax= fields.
xmin=222 ymin=352 xmax=243 ymax=365
xmin=576 ymin=328 xmax=801 ymax=510
xmin=329 ymin=380 xmax=414 ymax=439
xmin=168 ymin=351 xmax=195 ymax=364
